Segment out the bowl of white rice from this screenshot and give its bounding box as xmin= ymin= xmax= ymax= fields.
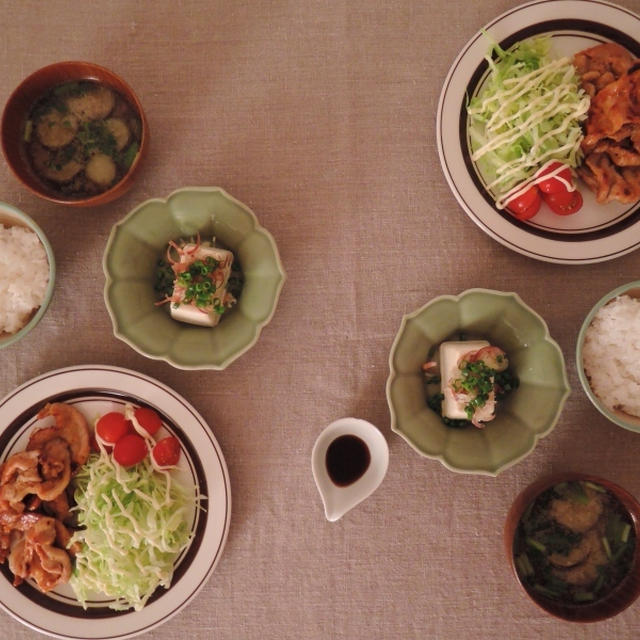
xmin=577 ymin=281 xmax=640 ymax=434
xmin=0 ymin=201 xmax=55 ymax=349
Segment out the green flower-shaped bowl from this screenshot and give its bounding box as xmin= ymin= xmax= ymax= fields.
xmin=386 ymin=289 xmax=570 ymax=476
xmin=103 ymin=187 xmax=286 ymax=369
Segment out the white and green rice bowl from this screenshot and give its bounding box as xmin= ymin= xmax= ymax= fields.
xmin=577 ymin=281 xmax=640 ymax=434
xmin=0 ymin=201 xmax=55 ymax=348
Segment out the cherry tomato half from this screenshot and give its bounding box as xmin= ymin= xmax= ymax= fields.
xmin=537 ymin=162 xmax=573 ymax=195
xmin=506 ymin=186 xmax=542 ymax=221
xmin=134 ymin=407 xmax=162 ymax=436
xmin=544 ymin=189 xmax=584 ymax=216
xmin=113 ymin=433 xmax=148 ymax=467
xmin=96 ymin=411 xmax=132 ymax=444
xmin=151 ymin=436 xmax=181 ymax=467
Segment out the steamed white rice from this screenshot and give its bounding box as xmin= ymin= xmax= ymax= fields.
xmin=0 ymin=224 xmax=49 ymax=335
xmin=582 ymin=294 xmax=640 ymax=417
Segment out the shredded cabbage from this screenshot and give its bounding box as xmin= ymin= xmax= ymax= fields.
xmin=68 ymin=452 xmax=198 ymax=611
xmin=467 ymin=35 xmax=590 ymax=202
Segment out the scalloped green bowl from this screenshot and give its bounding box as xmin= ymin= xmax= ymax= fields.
xmin=103 ymin=187 xmax=286 ymax=369
xmin=386 ymin=289 xmax=570 ymax=476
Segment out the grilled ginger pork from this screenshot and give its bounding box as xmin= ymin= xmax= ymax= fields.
xmin=0 ymin=403 xmax=89 ymax=592
xmin=574 ymin=42 xmax=640 ymax=204
xmin=574 ymin=42 xmax=636 ymax=97
xmin=582 ymin=68 xmax=640 ymax=152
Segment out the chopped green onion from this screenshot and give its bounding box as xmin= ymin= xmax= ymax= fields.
xmin=584 ymin=481 xmax=606 ymax=493
xmin=516 ymin=553 xmax=534 ymax=577
xmin=573 ymin=591 xmax=595 ymax=602
xmin=122 ymin=140 xmax=139 ymax=168
xmin=533 ymin=584 xmax=560 ymax=599
xmin=526 ymin=537 xmax=546 ymax=553
xmin=593 ymin=573 xmax=605 ymax=593
xmin=612 ymin=542 xmax=630 ymax=563
xmin=621 ymin=523 xmax=631 ymax=544
xmin=521 ymin=501 xmax=535 ymax=524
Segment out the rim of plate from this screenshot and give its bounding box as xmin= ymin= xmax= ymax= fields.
xmin=0 ymin=365 xmax=231 ymax=640
xmin=436 ymin=0 xmax=640 ymax=264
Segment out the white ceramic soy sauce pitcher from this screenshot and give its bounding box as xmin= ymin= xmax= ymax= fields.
xmin=312 ymin=417 xmax=389 ymax=522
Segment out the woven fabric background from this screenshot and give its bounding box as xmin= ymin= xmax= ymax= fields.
xmin=1 ymin=1 xmax=639 ymax=638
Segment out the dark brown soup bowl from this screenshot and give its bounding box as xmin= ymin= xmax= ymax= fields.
xmin=1 ymin=61 xmax=148 ymax=207
xmin=504 ymin=472 xmax=640 ymax=622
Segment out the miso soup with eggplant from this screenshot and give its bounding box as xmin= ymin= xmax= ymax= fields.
xmin=513 ymin=480 xmax=636 ymax=606
xmin=23 ymin=80 xmax=141 ymax=197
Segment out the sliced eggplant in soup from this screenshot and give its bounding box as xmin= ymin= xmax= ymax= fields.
xmin=30 ymin=142 xmax=84 ymax=183
xmin=85 ymin=152 xmax=116 ymax=186
xmin=67 ymin=85 xmax=115 ymax=120
xmin=35 ymin=111 xmax=79 ymax=149
xmin=104 ymin=118 xmax=130 ymax=151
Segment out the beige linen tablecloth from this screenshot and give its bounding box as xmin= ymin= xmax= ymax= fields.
xmin=1 ymin=0 xmax=640 ymax=638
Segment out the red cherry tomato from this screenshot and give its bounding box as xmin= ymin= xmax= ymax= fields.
xmin=513 ymin=201 xmax=540 ymax=221
xmin=544 ymin=189 xmax=584 ymax=215
xmin=151 ymin=436 xmax=181 ymax=467
xmin=537 ymin=162 xmax=573 ymax=194
xmin=96 ymin=412 xmax=132 ymax=444
xmin=113 ymin=434 xmax=148 ymax=467
xmin=506 ymin=186 xmax=542 ymax=221
xmin=542 ymin=188 xmax=575 ymax=207
xmin=134 ymin=407 xmax=162 ymax=436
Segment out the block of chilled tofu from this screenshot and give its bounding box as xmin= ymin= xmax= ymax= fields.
xmin=170 ymin=243 xmax=233 ymax=327
xmin=440 ymin=340 xmax=489 ymax=419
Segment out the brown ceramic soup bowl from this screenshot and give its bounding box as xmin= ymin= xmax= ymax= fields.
xmin=504 ymin=472 xmax=640 ymax=622
xmin=1 ymin=61 xmax=148 ymax=207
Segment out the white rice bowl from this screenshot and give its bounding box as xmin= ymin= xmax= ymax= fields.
xmin=0 ymin=224 xmax=49 ymax=335
xmin=582 ymin=294 xmax=640 ymax=417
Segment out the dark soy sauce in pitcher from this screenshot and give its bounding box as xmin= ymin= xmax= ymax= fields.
xmin=325 ymin=434 xmax=370 ymax=487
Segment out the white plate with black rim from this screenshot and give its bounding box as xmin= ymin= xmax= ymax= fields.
xmin=437 ymin=0 xmax=640 ymax=264
xmin=0 ymin=365 xmax=231 ymax=640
